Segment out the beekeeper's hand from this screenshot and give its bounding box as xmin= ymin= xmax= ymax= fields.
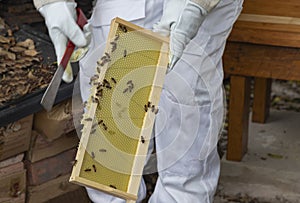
xmin=39 ymin=2 xmax=91 ymax=83
xmin=154 ymin=0 xmax=215 ymax=69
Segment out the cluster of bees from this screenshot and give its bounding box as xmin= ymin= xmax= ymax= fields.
xmin=76 ymin=25 xmax=159 ymax=189
xmin=144 ymin=101 xmax=159 ymax=114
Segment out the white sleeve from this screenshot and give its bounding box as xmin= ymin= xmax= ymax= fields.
xmin=190 ymin=0 xmax=221 ymax=12
xmin=33 ymin=0 xmax=75 ymax=9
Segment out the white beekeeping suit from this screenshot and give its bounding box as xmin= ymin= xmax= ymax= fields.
xmin=34 ymin=0 xmax=243 ymax=202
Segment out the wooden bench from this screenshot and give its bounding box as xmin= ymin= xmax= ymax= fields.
xmin=223 ymin=0 xmax=300 ymax=161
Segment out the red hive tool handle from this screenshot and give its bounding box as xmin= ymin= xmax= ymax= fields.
xmin=60 ymin=8 xmax=88 ymax=69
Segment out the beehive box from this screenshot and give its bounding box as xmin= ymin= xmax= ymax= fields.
xmin=229 ymin=0 xmax=300 ymax=48
xmin=26 ymin=148 xmax=76 ymax=186
xmin=70 ymin=18 xmax=169 ymax=202
xmin=26 ymin=130 xmax=79 ymax=163
xmin=47 ymin=187 xmax=90 ymax=203
xmin=0 ymin=154 xmax=24 ymax=169
xmin=34 ymin=100 xmax=75 ymax=141
xmin=0 ymin=115 xmax=33 ymax=161
xmin=27 ymin=174 xmax=81 ymax=203
xmin=0 ymin=162 xmax=26 ymax=203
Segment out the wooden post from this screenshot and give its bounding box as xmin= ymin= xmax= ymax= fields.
xmin=226 ymin=76 xmax=251 ymax=161
xmin=252 ymin=78 xmax=272 ymax=123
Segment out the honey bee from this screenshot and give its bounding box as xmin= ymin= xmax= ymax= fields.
xmin=126 ymin=80 xmax=134 ymax=92
xmin=97 ymin=60 xmax=105 ymax=66
xmin=96 ymin=89 xmax=103 ymax=97
xmin=93 ymin=82 xmax=101 ymax=86
xmin=97 ymin=60 xmax=102 ymax=66
xmin=103 ymin=79 xmax=109 ymax=84
xmin=98 ymin=120 xmax=103 ymax=125
xmin=97 ymin=66 xmax=101 ymax=73
xmin=109 ymin=185 xmax=117 ymax=189
xmin=103 ymin=125 xmax=108 ymax=131
xmin=84 ymin=118 xmax=93 ymax=122
xmin=92 ymin=164 xmax=97 ymax=172
xmin=151 ymin=105 xmax=155 ymax=112
xmin=111 ymin=77 xmax=117 ymax=84
xmin=101 ymin=55 xmax=107 ymax=61
xmin=144 ymin=105 xmax=148 ymax=112
xmin=91 ymin=129 xmax=96 ymax=134
xmin=84 ymin=168 xmax=92 ymax=172
xmin=91 ymin=151 xmax=95 ymax=159
xmin=105 ymin=84 xmax=112 ymax=89
xmin=114 ymin=34 xmax=120 ymax=41
xmin=92 ymin=96 xmax=99 ymax=103
xmin=123 ymin=49 xmax=127 ymax=57
xmin=90 ymin=74 xmax=99 ymax=82
xmin=141 ymin=136 xmax=145 ymax=144
xmin=120 ymin=25 xmax=127 ymax=33
xmin=83 ymin=101 xmax=87 ymax=108
xmin=110 ymin=41 xmax=117 ymax=52
xmin=105 ymin=52 xmax=111 ymax=59
xmin=71 ymin=160 xmax=77 ymax=167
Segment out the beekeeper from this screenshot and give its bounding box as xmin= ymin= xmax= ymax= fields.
xmin=34 ymin=0 xmax=243 ymax=202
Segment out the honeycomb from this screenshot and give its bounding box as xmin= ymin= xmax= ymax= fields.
xmin=78 ymin=22 xmax=163 ymax=193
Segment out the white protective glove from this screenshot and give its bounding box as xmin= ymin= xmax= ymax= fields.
xmin=39 ymin=2 xmax=91 ymax=83
xmin=153 ymin=0 xmax=219 ymax=69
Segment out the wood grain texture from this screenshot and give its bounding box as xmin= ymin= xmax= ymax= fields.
xmin=229 ymin=18 xmax=300 ymax=48
xmin=252 ymin=78 xmax=272 ymax=123
xmin=47 ymin=187 xmax=90 ymax=203
xmin=223 ymin=42 xmax=300 ymax=81
xmin=0 ymin=154 xmax=24 ymax=169
xmin=27 ymin=174 xmax=81 ymax=203
xmin=0 ymin=170 xmax=26 ymax=202
xmin=0 ymin=115 xmax=33 ymax=161
xmin=226 ymin=76 xmax=251 ymax=161
xmin=0 ymin=162 xmax=23 ymax=177
xmin=27 ymin=130 xmax=79 ymax=163
xmin=242 ymin=0 xmax=300 ymax=18
xmin=26 ymin=148 xmax=76 ymax=186
xmin=229 ymin=0 xmax=300 ymax=47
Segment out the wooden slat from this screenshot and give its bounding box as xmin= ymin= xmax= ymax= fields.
xmin=0 ymin=154 xmax=24 ymax=169
xmin=223 ymin=42 xmax=300 ymax=81
xmin=229 ymin=14 xmax=300 ymax=48
xmin=242 ymin=0 xmax=300 ymax=18
xmin=0 ymin=115 xmax=33 ymax=161
xmin=127 ymin=42 xmax=168 ymax=198
xmin=0 ymin=162 xmax=24 ymax=177
xmin=226 ymin=76 xmax=251 ymax=161
xmin=27 ymin=130 xmax=79 ymax=163
xmin=71 ymin=177 xmax=137 ymax=201
xmin=252 ymin=78 xmax=272 ymax=123
xmin=238 ymin=14 xmax=300 ymax=26
xmin=228 ymin=26 xmax=300 ymax=48
xmin=26 ymin=148 xmax=76 ymax=186
xmin=0 ymin=170 xmax=26 ymax=202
